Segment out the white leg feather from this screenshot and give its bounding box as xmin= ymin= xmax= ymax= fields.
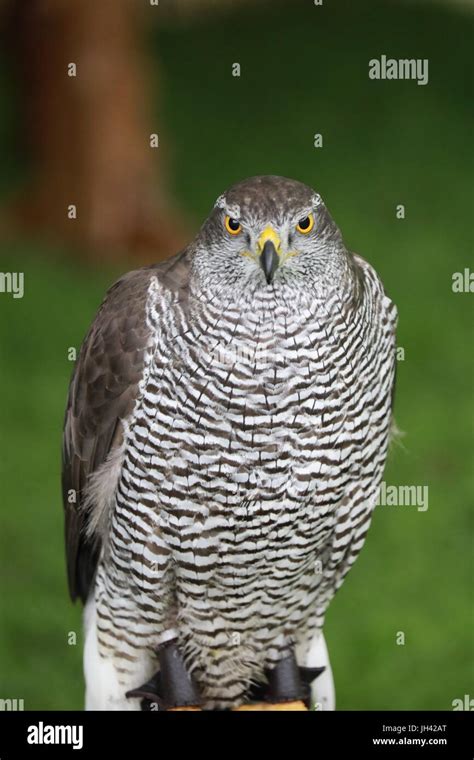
xmin=83 ymin=596 xmax=149 ymax=711
xmin=297 ymin=630 xmax=335 ymax=711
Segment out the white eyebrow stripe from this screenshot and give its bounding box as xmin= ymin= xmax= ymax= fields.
xmin=292 ymin=206 xmax=316 ymax=223
xmin=214 ymin=194 xmax=226 ymax=209
xmin=214 ymin=195 xmax=241 ymax=219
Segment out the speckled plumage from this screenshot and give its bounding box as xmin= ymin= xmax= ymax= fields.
xmin=62 ymin=176 xmax=397 ymax=710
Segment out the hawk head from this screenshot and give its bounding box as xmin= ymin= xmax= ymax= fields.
xmin=192 ymin=175 xmax=346 ymax=295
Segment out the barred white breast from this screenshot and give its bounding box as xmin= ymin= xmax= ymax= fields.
xmin=63 ymin=176 xmax=397 ymax=711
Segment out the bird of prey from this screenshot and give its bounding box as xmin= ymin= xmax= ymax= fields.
xmin=62 ymin=175 xmax=397 ymax=711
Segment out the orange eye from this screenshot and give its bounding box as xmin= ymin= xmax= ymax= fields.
xmin=225 ymin=215 xmax=242 ymax=235
xmin=296 ymin=214 xmax=314 ymax=234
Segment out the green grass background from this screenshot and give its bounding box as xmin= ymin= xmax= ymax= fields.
xmin=0 ymin=0 xmax=472 ymax=709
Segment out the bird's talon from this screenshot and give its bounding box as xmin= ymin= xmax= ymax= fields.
xmin=126 ymin=640 xmax=202 ymax=711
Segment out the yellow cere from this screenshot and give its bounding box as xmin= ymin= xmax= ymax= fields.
xmin=257 ymin=226 xmax=282 ymax=253
xmin=240 ymin=225 xmax=300 ymax=263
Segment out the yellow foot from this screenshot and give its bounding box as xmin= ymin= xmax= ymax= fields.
xmin=233 ymin=700 xmax=308 ymax=711
xmin=167 ymin=706 xmax=202 ymax=711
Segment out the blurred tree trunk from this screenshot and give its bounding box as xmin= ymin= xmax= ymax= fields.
xmin=7 ymin=0 xmax=186 ymax=260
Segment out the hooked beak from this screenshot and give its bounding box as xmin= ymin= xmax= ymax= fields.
xmin=260 ymin=241 xmax=280 ymax=284
xmin=257 ymin=226 xmax=281 ymax=284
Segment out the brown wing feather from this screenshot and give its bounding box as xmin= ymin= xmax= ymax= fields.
xmin=62 ymin=251 xmax=190 ymax=603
